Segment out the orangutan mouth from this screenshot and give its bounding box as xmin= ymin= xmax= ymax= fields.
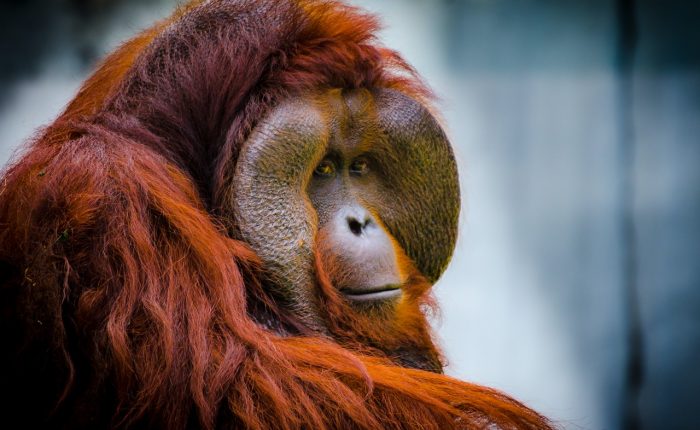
xmin=342 ymin=285 xmax=403 ymax=302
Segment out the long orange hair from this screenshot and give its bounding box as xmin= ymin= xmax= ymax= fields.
xmin=0 ymin=1 xmax=553 ymax=428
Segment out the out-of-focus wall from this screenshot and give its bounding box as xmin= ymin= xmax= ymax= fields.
xmin=0 ymin=0 xmax=174 ymax=162
xmin=1 ymin=1 xmax=698 ymax=429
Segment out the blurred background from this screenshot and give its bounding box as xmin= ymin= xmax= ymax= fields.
xmin=1 ymin=0 xmax=698 ymax=428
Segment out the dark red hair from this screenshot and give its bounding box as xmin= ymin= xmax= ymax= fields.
xmin=0 ymin=1 xmax=553 ymax=428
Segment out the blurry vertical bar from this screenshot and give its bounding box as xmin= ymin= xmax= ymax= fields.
xmin=616 ymin=0 xmax=643 ymax=430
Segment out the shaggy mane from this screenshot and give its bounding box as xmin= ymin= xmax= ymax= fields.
xmin=0 ymin=1 xmax=553 ymax=429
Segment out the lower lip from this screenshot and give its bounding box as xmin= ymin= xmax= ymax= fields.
xmin=343 ymin=287 xmax=402 ymax=302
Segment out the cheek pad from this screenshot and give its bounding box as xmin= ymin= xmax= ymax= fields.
xmin=232 ymin=99 xmax=329 ymax=329
xmin=369 ymin=89 xmax=460 ymax=283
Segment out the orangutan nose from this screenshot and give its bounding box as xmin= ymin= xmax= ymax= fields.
xmin=347 ymin=213 xmax=372 ymax=236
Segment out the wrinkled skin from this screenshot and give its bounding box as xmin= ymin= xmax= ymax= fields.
xmin=233 ymin=88 xmax=460 ymax=343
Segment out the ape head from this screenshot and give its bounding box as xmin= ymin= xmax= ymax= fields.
xmin=230 ymin=87 xmax=459 ymax=369
xmin=80 ymin=0 xmax=460 ymax=372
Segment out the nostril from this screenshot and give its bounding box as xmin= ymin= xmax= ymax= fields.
xmin=347 ymin=217 xmax=363 ymax=236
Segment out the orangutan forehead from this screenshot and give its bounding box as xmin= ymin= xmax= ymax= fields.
xmin=254 ymin=88 xmax=438 ymax=154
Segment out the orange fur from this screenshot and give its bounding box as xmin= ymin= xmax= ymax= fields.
xmin=0 ymin=1 xmax=554 ymax=428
